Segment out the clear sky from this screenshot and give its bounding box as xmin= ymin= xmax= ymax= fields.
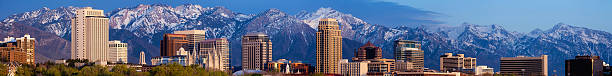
xmin=1 ymin=0 xmax=610 ymax=32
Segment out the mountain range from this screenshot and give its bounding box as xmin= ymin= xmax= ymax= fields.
xmin=2 ymin=4 xmax=612 ymax=75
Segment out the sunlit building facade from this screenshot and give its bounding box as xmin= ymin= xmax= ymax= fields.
xmin=70 ymin=7 xmax=109 ymax=62
xmin=315 ymin=18 xmax=342 ymax=74
xmin=242 ymin=33 xmax=272 ymax=70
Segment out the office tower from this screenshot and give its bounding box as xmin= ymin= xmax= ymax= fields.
xmin=340 ymin=59 xmax=368 ymax=76
xmin=0 ymin=34 xmax=36 ymax=64
xmin=352 ymin=41 xmax=382 ymax=61
xmin=566 ymin=56 xmax=603 ymax=76
xmin=70 ymin=7 xmax=109 ymax=62
xmin=160 ymin=34 xmax=188 ymax=56
xmin=500 ymin=55 xmax=548 ymax=76
xmin=315 ymin=18 xmax=342 ymax=74
xmin=241 ymin=33 xmax=272 ymax=70
xmin=439 ymin=53 xmax=476 ymax=72
xmin=139 ymin=51 xmax=146 ymax=65
xmin=173 ymin=30 xmax=206 ymax=53
xmin=16 ymin=34 xmax=35 ymax=64
xmin=108 ymin=40 xmax=127 ymax=63
xmin=475 ymin=66 xmax=494 ymax=75
xmin=199 ymin=38 xmax=230 ymax=71
xmin=394 ymin=40 xmax=423 ymax=70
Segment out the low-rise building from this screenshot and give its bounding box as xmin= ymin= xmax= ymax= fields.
xmin=500 ymin=55 xmax=548 ymax=76
xmin=151 ymin=48 xmax=195 ymax=66
xmin=440 ymin=53 xmax=476 ymax=72
xmin=265 ymin=59 xmax=311 ymax=74
xmin=108 ymin=40 xmax=128 ymax=63
xmin=340 ymin=59 xmax=368 ymax=76
xmin=566 ymin=56 xmax=603 ymax=76
xmin=475 ymin=66 xmax=494 ymax=75
xmin=366 ymin=59 xmax=396 ymax=74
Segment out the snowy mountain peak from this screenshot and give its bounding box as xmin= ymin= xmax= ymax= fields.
xmin=261 ymin=8 xmax=285 ymax=16
xmin=296 ymin=7 xmax=366 ymax=29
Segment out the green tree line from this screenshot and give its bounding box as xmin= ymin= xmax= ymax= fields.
xmin=7 ymin=62 xmax=228 ymax=76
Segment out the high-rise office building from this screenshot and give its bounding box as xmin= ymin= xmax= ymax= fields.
xmin=173 ymin=30 xmax=206 ymax=53
xmin=500 ymin=55 xmax=548 ymax=76
xmin=352 ymin=41 xmax=382 ymax=61
xmin=566 ymin=56 xmax=603 ymax=76
xmin=241 ymin=33 xmax=272 ymax=70
xmin=315 ymin=18 xmax=342 ymax=74
xmin=439 ymin=53 xmax=476 ymax=72
xmin=0 ymin=34 xmax=36 ymax=64
xmin=160 ymin=34 xmax=188 ymax=56
xmin=108 ymin=40 xmax=128 ymax=63
xmin=340 ymin=59 xmax=368 ymax=76
xmin=16 ymin=34 xmax=35 ymax=64
xmin=139 ymin=51 xmax=146 ymax=65
xmin=394 ymin=40 xmax=423 ymax=70
xmin=199 ymin=38 xmax=230 ymax=71
xmin=70 ymin=7 xmax=109 ymax=62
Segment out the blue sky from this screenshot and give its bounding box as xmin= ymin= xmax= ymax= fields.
xmin=1 ymin=0 xmax=610 ymax=32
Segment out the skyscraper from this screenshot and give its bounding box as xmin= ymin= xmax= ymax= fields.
xmin=108 ymin=40 xmax=128 ymax=63
xmin=199 ymin=38 xmax=230 ymax=71
xmin=173 ymin=30 xmax=206 ymax=53
xmin=566 ymin=56 xmax=603 ymax=76
xmin=70 ymin=7 xmax=109 ymax=62
xmin=439 ymin=53 xmax=476 ymax=72
xmin=500 ymin=55 xmax=548 ymax=76
xmin=241 ymin=33 xmax=272 ymax=70
xmin=160 ymin=34 xmax=188 ymax=56
xmin=140 ymin=51 xmax=146 ymax=65
xmin=315 ymin=18 xmax=342 ymax=74
xmin=16 ymin=34 xmax=35 ymax=64
xmin=352 ymin=41 xmax=382 ymax=61
xmin=394 ymin=40 xmax=423 ymax=70
xmin=0 ymin=34 xmax=36 ymax=64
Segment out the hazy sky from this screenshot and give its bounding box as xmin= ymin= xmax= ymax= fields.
xmin=1 ymin=0 xmax=610 ymax=32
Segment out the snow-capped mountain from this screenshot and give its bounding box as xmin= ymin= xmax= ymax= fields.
xmin=2 ymin=4 xmax=612 ymax=75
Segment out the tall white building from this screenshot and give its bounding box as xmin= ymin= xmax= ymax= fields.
xmin=340 ymin=59 xmax=368 ymax=76
xmin=70 ymin=7 xmax=109 ymax=62
xmin=108 ymin=40 xmax=127 ymax=63
xmin=140 ymin=51 xmax=146 ymax=65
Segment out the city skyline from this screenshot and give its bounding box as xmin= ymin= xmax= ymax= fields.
xmin=0 ymin=2 xmax=610 ymax=75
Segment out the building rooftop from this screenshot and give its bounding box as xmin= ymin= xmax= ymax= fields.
xmin=319 ymin=18 xmax=337 ymax=21
xmin=244 ymin=32 xmax=268 ymax=36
